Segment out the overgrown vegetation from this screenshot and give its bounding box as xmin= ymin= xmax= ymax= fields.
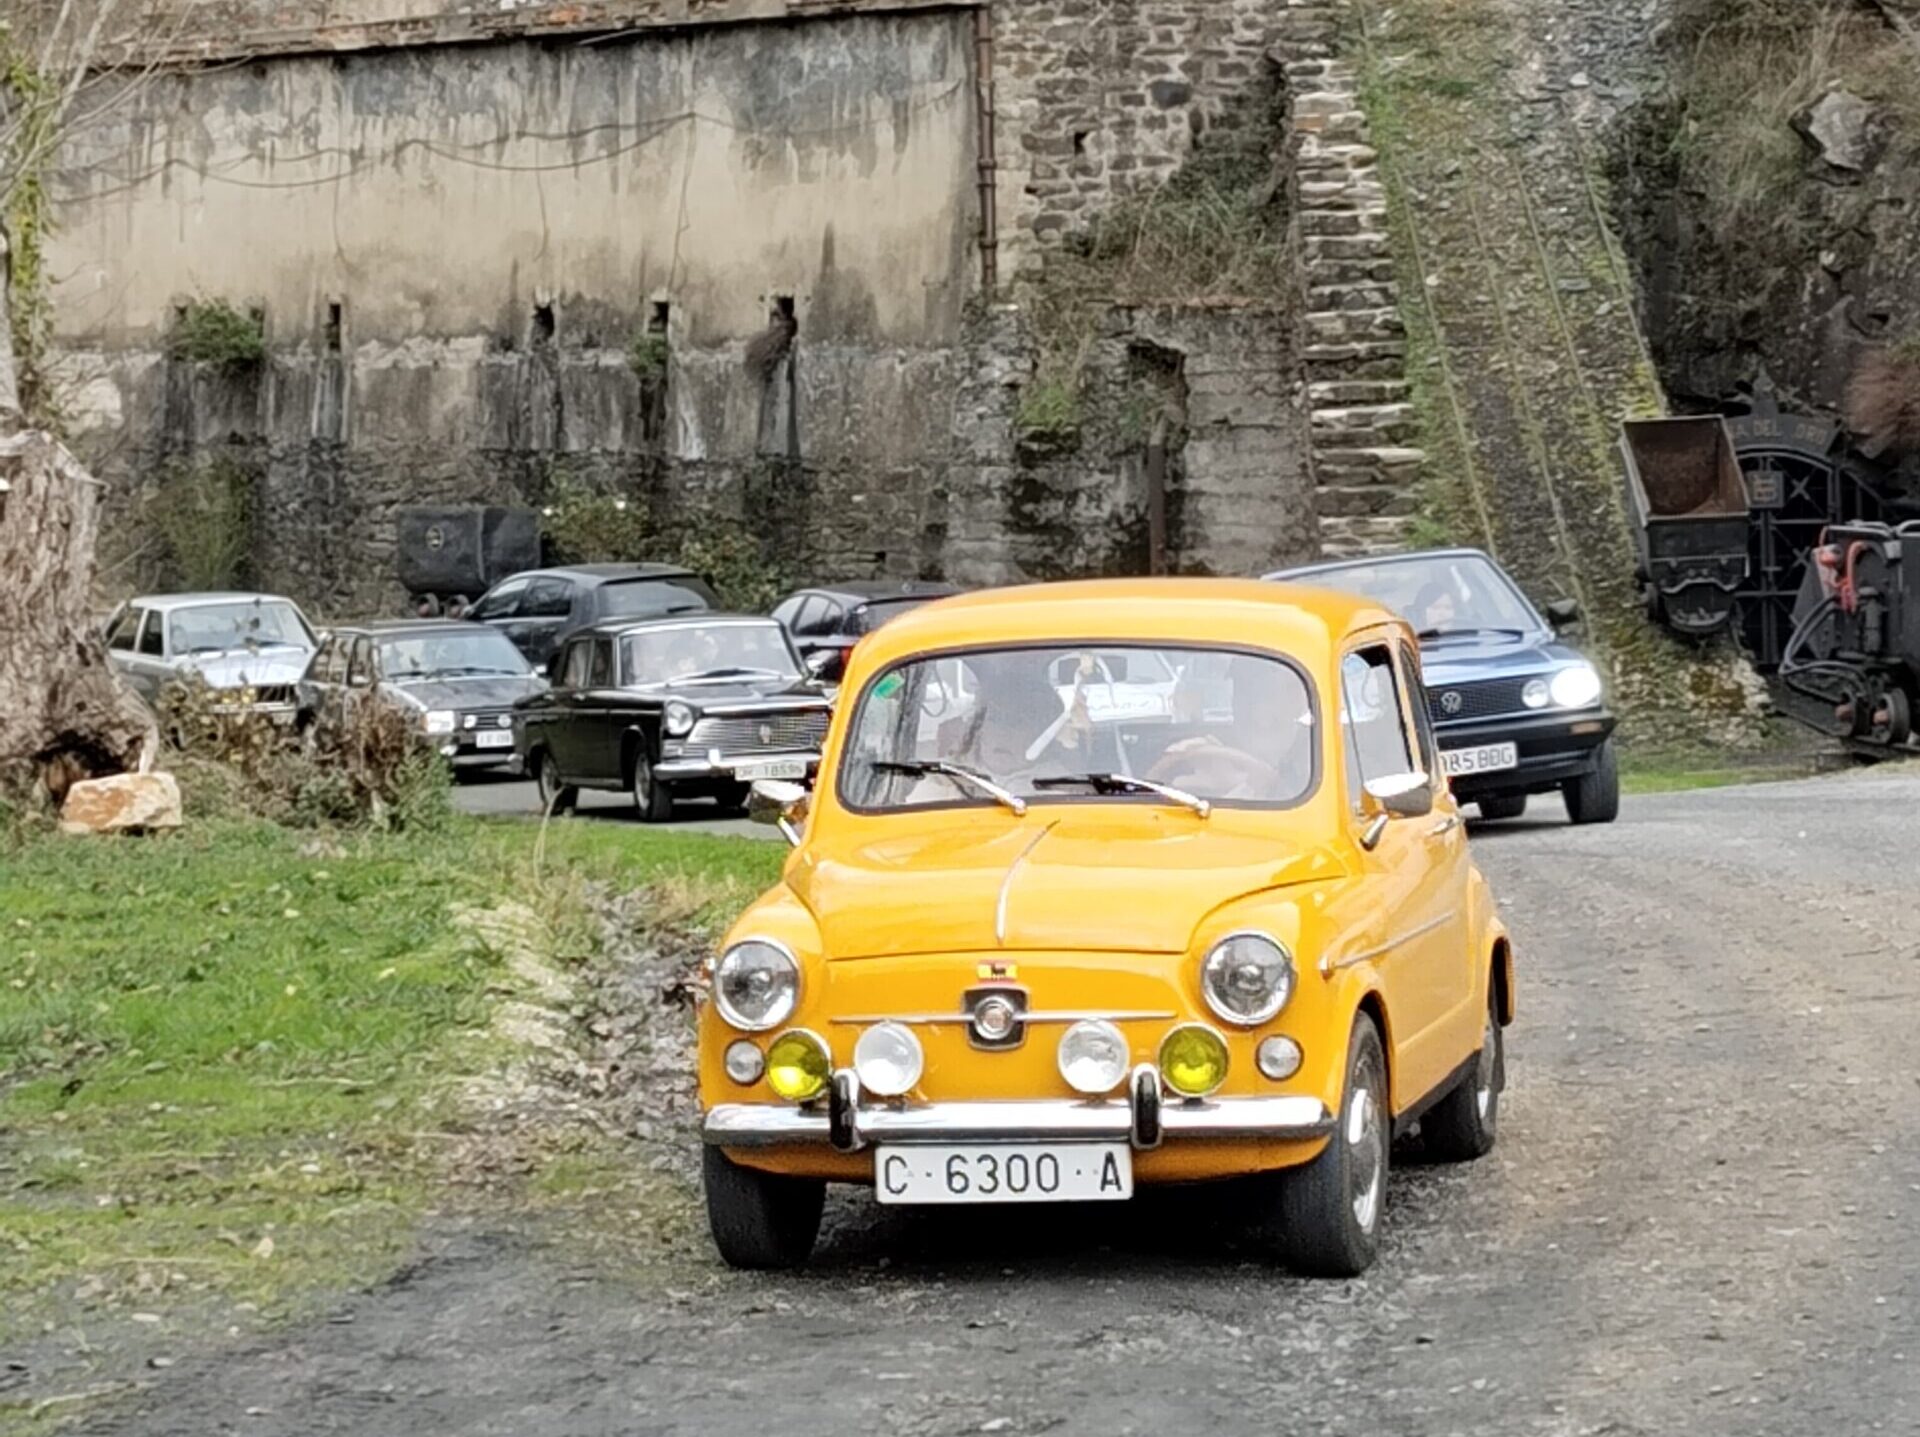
xmin=3 ymin=23 xmax=58 ymax=425
xmin=627 ymin=330 xmax=670 ymax=383
xmin=538 ymin=469 xmax=650 ymax=565
xmin=144 ymin=455 xmax=255 ymax=590
xmin=167 ymin=297 xmax=266 ymax=370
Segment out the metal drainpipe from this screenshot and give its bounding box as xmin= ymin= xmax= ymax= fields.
xmin=973 ymin=5 xmax=999 ymax=298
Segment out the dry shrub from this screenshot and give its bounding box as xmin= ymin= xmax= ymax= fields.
xmin=1845 ymin=342 xmax=1920 ymax=456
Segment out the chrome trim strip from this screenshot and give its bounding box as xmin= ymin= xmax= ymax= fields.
xmin=1321 ymin=909 xmax=1458 ymax=975
xmin=829 ymin=1009 xmax=1177 ymax=1026
xmin=702 ymin=1094 xmax=1335 ymax=1148
xmin=995 ymin=821 xmax=1059 ymax=946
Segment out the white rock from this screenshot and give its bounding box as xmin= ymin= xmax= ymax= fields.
xmin=1798 ymin=90 xmax=1875 ymax=172
xmin=59 ymin=771 xmax=183 ymax=835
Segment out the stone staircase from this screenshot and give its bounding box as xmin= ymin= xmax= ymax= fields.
xmin=1279 ymin=4 xmax=1424 ymax=560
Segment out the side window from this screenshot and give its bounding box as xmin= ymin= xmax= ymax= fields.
xmin=814 ymin=600 xmax=847 ymax=637
xmin=471 ymin=579 xmax=527 ymax=621
xmin=1397 ymin=642 xmax=1440 ymax=778
xmin=523 ymin=578 xmax=573 ymax=619
xmin=1340 ymin=646 xmax=1414 ymax=813
xmin=136 ymin=610 xmax=165 ymax=656
xmin=560 ymin=639 xmax=593 ymax=689
xmin=771 ymin=595 xmax=806 ymax=629
xmin=587 ymin=638 xmax=612 ymax=688
xmin=347 ymin=637 xmax=375 ymax=686
xmin=106 ymin=607 xmax=141 ymax=651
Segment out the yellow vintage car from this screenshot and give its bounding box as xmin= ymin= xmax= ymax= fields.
xmin=698 ymin=579 xmax=1514 ymax=1275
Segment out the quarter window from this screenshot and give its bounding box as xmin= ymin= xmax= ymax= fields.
xmin=1341 ymin=646 xmax=1414 ymax=813
xmin=136 ymin=611 xmax=164 ymax=656
xmin=560 ymin=639 xmax=594 ymax=689
xmin=347 ymin=637 xmax=376 ymax=686
xmin=587 ymin=639 xmax=612 ymax=688
xmin=1397 ymin=642 xmax=1440 ymax=778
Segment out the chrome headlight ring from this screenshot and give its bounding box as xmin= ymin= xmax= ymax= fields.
xmin=1200 ymin=930 xmax=1296 ymax=1027
xmin=712 ymin=937 xmax=802 ymax=1032
xmin=664 ymin=701 xmax=696 ymax=737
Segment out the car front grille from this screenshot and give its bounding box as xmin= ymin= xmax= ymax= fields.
xmin=1428 ymin=677 xmax=1532 ymax=724
xmin=688 ymin=710 xmax=829 ymax=756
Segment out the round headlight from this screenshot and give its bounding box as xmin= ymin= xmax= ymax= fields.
xmin=423 ymin=709 xmax=456 ymax=735
xmin=724 ymin=1039 xmax=765 ymax=1085
xmin=1257 ymin=1035 xmax=1304 ymax=1080
xmin=1550 ymin=663 xmax=1603 ymax=709
xmin=665 ymin=701 xmax=696 ymax=737
xmin=853 ymin=1022 xmax=923 ymax=1098
xmin=1522 ymin=678 xmax=1550 ymax=710
xmin=712 ymin=939 xmax=800 ymax=1031
xmin=1057 ymin=1019 xmax=1129 ymax=1095
xmin=1201 ymin=932 xmax=1295 ymax=1026
xmin=1159 ymin=1024 xmax=1229 ymax=1097
xmin=765 ymin=1029 xmax=829 ymax=1101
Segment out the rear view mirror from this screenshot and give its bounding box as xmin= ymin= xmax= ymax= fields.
xmin=1545 ymin=598 xmax=1581 ymax=628
xmin=1363 ymin=772 xmax=1435 ymax=820
xmin=749 ymin=779 xmax=811 ymax=845
xmin=804 ymin=650 xmax=837 ymax=680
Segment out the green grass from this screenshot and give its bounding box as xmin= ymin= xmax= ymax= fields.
xmin=0 ymin=814 xmax=779 ymax=1355
xmin=1618 ymin=744 xmax=1833 ymax=795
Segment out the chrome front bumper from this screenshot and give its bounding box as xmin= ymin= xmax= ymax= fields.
xmin=654 ymin=749 xmax=820 ymax=780
xmin=703 ymin=1065 xmax=1335 ymax=1154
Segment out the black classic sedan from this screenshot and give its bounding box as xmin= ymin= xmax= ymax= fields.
xmin=296 ymin=620 xmax=545 ymax=773
xmin=516 ymin=615 xmax=831 ymax=821
xmin=1267 ymin=548 xmax=1620 ymax=825
xmin=468 ymin=563 xmax=718 ymax=667
xmin=770 ymin=580 xmax=961 ymax=684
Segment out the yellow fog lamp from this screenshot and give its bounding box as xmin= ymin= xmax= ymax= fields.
xmin=765 ymin=1029 xmax=830 ymax=1102
xmin=1159 ymin=1023 xmax=1229 ymax=1098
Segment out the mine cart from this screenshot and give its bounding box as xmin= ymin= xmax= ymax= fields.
xmin=1619 ymin=417 xmax=1751 ymax=638
xmin=1778 ymin=521 xmax=1920 ymax=754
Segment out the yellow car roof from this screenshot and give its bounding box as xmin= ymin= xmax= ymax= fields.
xmin=852 ymin=577 xmax=1404 ymax=672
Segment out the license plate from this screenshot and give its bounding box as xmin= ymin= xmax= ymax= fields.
xmin=1442 ymin=742 xmax=1518 ymax=776
xmin=474 ymin=730 xmax=514 ymax=749
xmin=732 ymin=759 xmax=807 ymax=781
xmin=874 ymin=1142 xmax=1132 ymax=1206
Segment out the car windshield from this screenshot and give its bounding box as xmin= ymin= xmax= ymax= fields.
xmin=168 ymin=600 xmax=313 ymax=655
xmin=595 ymin=576 xmax=720 ymax=620
xmin=622 ymin=622 xmax=801 ymax=683
xmin=1295 ymin=555 xmax=1540 ymax=638
xmin=379 ymin=628 xmax=531 ymax=680
xmin=840 ymin=644 xmax=1317 ymax=810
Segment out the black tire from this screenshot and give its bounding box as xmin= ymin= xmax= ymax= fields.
xmin=1421 ymin=988 xmax=1503 ymax=1162
xmin=532 ymin=749 xmax=577 ymax=815
xmin=1253 ymin=1015 xmax=1389 ymax=1278
xmin=629 ymin=747 xmax=675 ymax=823
xmin=1872 ymin=688 xmax=1913 ymax=748
xmin=714 ymin=780 xmax=753 ymax=813
xmin=1562 ymin=737 xmax=1620 ymax=826
xmin=702 ymin=1146 xmax=825 ymax=1270
xmin=1475 ymin=793 xmax=1527 ymax=821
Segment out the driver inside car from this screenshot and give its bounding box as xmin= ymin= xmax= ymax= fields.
xmin=1147 ymin=662 xmax=1306 ymax=799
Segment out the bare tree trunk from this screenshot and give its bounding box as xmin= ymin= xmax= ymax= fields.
xmin=0 ymin=229 xmax=19 ymax=422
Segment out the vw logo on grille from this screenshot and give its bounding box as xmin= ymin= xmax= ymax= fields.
xmin=758 ymin=722 xmax=774 ymax=745
xmin=1439 ymin=690 xmax=1464 ymax=715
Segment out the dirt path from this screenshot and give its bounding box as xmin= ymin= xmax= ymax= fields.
xmin=54 ymin=771 xmax=1920 ymax=1437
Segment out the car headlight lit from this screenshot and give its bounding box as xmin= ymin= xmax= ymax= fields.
xmin=1522 ymin=678 xmax=1550 ymax=710
xmin=712 ymin=938 xmax=800 ymax=1031
xmin=665 ymin=701 xmax=696 ymax=737
xmin=852 ymin=1021 xmax=923 ymax=1097
xmin=1159 ymin=1023 xmax=1229 ymax=1098
xmin=1200 ymin=932 xmax=1295 ymax=1026
xmin=1057 ymin=1019 xmax=1129 ymax=1095
xmin=423 ymin=709 xmax=456 ymax=735
xmin=765 ymin=1029 xmax=829 ymax=1102
xmin=1549 ymin=663 xmax=1603 ymax=709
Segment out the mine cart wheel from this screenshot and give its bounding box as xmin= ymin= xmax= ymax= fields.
xmin=533 ymin=749 xmax=577 ymax=815
xmin=1869 ymin=688 xmax=1913 ymax=748
xmin=1253 ymin=1015 xmax=1387 ymax=1278
xmin=1475 ymin=794 xmax=1527 ymax=822
xmin=629 ymin=748 xmax=676 ymax=824
xmin=702 ymin=1147 xmax=825 ymax=1270
xmin=1421 ymin=987 xmax=1503 ymax=1163
xmin=1562 ymin=738 xmax=1620 ymax=826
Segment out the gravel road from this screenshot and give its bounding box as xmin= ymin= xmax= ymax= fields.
xmin=74 ymin=771 xmax=1920 ymax=1437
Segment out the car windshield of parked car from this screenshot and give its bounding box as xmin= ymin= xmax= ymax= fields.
xmin=622 ymin=622 xmax=801 ymax=684
xmin=1300 ymin=555 xmax=1539 ymax=639
xmin=595 ymin=576 xmax=720 ymax=620
xmin=167 ymin=601 xmax=313 ymax=655
xmin=850 ymin=596 xmax=939 ymax=635
xmin=379 ymin=628 xmax=531 ymax=680
xmin=840 ymin=644 xmax=1317 ymax=810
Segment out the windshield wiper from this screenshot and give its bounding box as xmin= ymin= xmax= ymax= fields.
xmin=1031 ymin=771 xmax=1212 ymax=818
xmin=874 ymin=760 xmax=1028 ymax=815
xmin=1416 ymin=625 xmax=1530 ymax=641
xmin=683 ymin=666 xmax=786 ymax=680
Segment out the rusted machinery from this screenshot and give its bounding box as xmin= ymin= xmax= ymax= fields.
xmin=1779 ymin=522 xmax=1920 ymax=753
xmin=1619 ymin=416 xmax=1752 ymax=639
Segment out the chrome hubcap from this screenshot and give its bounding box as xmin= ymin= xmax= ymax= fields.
xmin=1347 ymin=1052 xmax=1385 ymax=1233
xmin=1475 ymin=1011 xmax=1497 ymax=1122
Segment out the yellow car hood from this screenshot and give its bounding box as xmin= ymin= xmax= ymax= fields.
xmin=793 ymin=810 xmax=1344 ymax=959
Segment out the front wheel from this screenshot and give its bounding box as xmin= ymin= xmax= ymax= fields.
xmin=1421 ymin=988 xmax=1503 ymax=1162
xmin=702 ymin=1147 xmax=825 ymax=1269
xmin=629 ymin=749 xmax=675 ymax=823
xmin=533 ymin=750 xmax=577 ymax=815
xmin=1476 ymin=793 xmax=1527 ymax=821
xmin=1252 ymin=1015 xmax=1389 ymax=1277
xmin=1562 ymin=737 xmax=1620 ymax=826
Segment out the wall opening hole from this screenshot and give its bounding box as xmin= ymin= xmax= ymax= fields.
xmin=649 ymin=300 xmax=671 ymax=334
xmin=1073 ymin=130 xmax=1090 ymax=155
xmin=774 ymin=295 xmax=797 ymax=325
xmin=532 ymin=302 xmax=556 ymax=345
xmin=325 ymin=301 xmax=343 ymax=353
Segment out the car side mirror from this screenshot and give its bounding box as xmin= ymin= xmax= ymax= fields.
xmin=804 ymin=650 xmax=838 ymax=681
xmin=748 ymin=778 xmax=811 ymax=845
xmin=1359 ymin=772 xmax=1434 ymax=849
xmin=1545 ymin=598 xmax=1580 ymax=628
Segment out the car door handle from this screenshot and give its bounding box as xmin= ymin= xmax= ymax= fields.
xmin=1429 ymin=815 xmax=1462 ymax=837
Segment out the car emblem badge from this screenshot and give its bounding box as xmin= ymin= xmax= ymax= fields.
xmin=977 ymin=961 xmax=1018 ymax=981
xmin=759 ymin=722 xmax=773 ymax=745
xmin=1440 ymin=690 xmax=1464 ymax=715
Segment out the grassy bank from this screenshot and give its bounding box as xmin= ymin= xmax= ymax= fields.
xmin=0 ymin=815 xmax=780 ymax=1374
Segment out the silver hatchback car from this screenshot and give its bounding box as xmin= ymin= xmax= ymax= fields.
xmin=103 ymin=592 xmax=319 ymax=723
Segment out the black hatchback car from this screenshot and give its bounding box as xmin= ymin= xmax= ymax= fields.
xmin=1267 ymin=548 xmax=1620 ymax=825
xmin=468 ymin=563 xmax=718 ymax=667
xmin=515 ymin=614 xmax=831 ymax=822
xmin=771 ymin=580 xmax=961 ymax=683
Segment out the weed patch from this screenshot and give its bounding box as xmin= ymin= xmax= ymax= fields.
xmin=168 ymin=299 xmax=265 ymax=370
